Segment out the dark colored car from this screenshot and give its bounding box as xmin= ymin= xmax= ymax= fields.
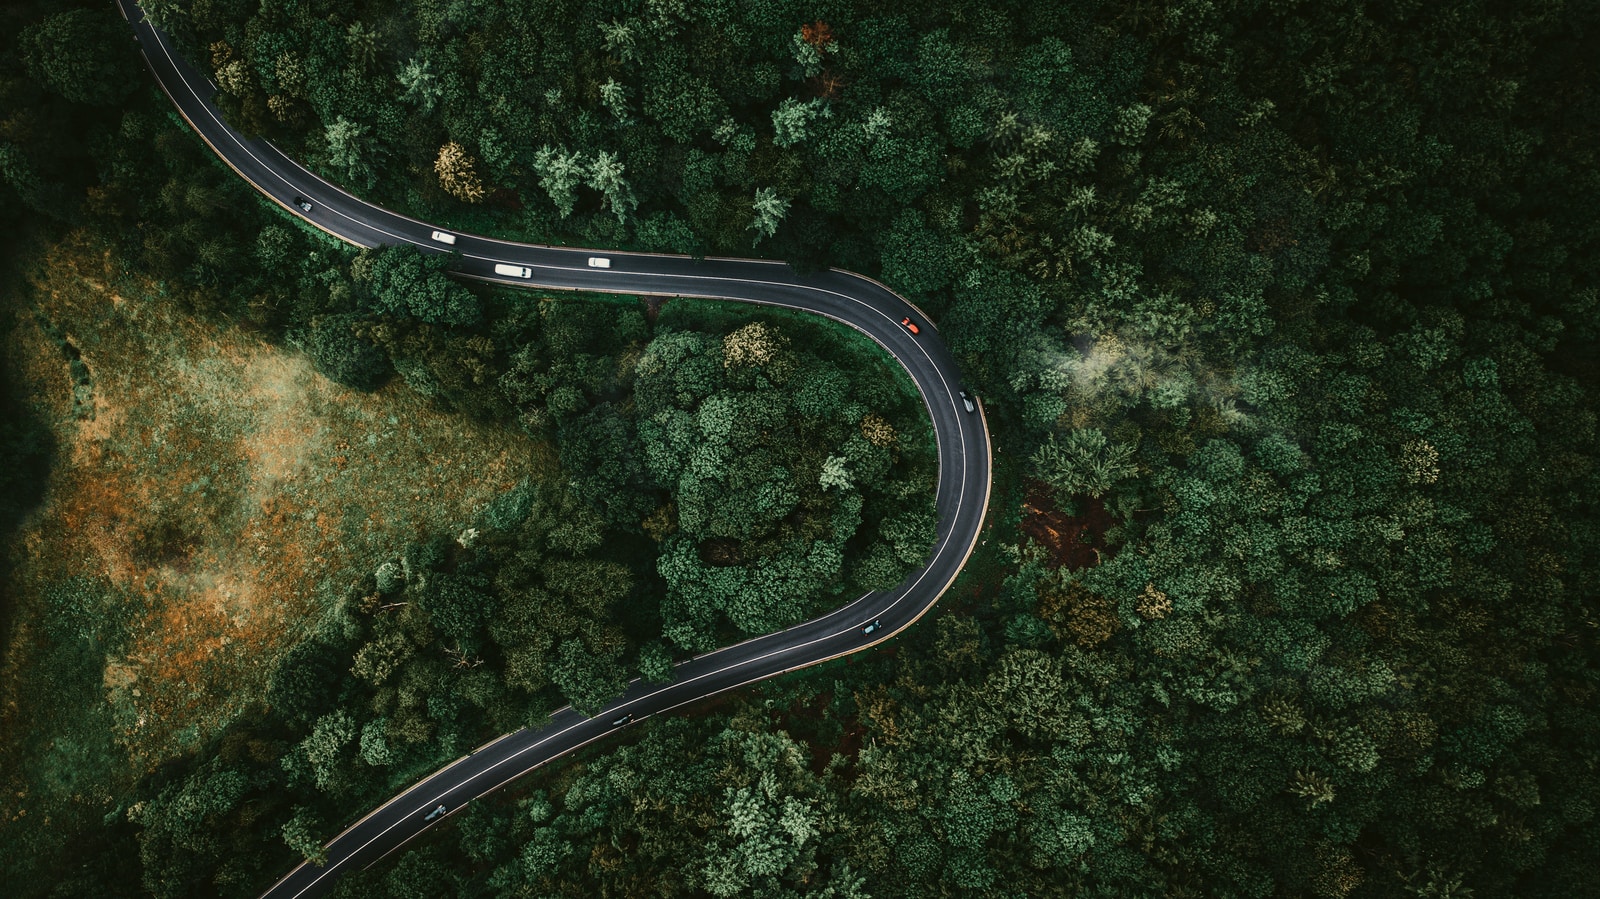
xmin=293 ymin=195 xmax=313 ymax=213
xmin=423 ymin=804 xmax=447 ymax=822
xmin=611 ymin=712 xmax=633 ymax=727
xmin=960 ymin=390 xmax=976 ymax=413
xmin=862 ymin=619 xmax=882 ymax=635
xmin=900 ymin=317 xmax=920 ymax=335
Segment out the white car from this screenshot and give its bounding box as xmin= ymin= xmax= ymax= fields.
xmin=587 ymin=257 xmax=611 ymax=268
xmin=493 ymin=263 xmax=532 ymax=278
xmin=430 ymin=230 xmax=457 ymax=245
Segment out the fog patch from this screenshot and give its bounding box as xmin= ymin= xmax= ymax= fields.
xmin=1020 ymin=331 xmax=1245 ymax=430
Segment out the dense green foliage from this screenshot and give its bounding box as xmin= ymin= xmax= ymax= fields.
xmin=0 ymin=277 xmax=56 ymax=660
xmin=19 ymin=8 xmax=140 ymax=107
xmin=51 ymin=290 xmax=934 ymax=898
xmin=3 ymin=0 xmax=1599 ymax=897
xmin=0 ymin=1 xmax=933 ymax=893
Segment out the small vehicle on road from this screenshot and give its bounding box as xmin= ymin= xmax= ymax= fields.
xmin=900 ymin=317 xmax=920 ymax=335
xmin=611 ymin=712 xmax=633 ymax=727
xmin=431 ymin=230 xmax=457 ymax=245
xmin=494 ymin=263 xmax=532 ymax=278
xmin=862 ymin=619 xmax=882 ymax=635
xmin=423 ymin=804 xmax=447 ymax=822
xmin=960 ymin=390 xmax=976 ymax=413
xmin=293 ymin=196 xmax=313 ymax=213
xmin=588 ymin=257 xmax=611 ymax=268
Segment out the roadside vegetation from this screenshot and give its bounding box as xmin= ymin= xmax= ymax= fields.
xmin=3 ymin=0 xmax=1599 ymax=897
xmin=0 ymin=235 xmax=555 ymax=888
xmin=0 ymin=1 xmax=934 ymax=894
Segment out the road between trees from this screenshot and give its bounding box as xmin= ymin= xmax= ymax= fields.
xmin=115 ymin=2 xmax=991 ymax=896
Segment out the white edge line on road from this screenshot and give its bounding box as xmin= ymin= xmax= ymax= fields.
xmin=125 ymin=8 xmax=989 ymax=895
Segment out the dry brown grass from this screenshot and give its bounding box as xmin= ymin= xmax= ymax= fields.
xmin=1 ymin=234 xmax=552 ymax=773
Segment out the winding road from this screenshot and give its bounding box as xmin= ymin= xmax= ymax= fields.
xmin=116 ymin=2 xmax=992 ymax=896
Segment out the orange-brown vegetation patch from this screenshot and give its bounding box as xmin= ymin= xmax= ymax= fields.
xmin=1037 ymin=579 xmax=1120 ymax=649
xmin=799 ymin=20 xmax=834 ymax=48
xmin=2 ymin=235 xmax=552 ymax=772
xmin=1019 ymin=478 xmax=1114 ymax=571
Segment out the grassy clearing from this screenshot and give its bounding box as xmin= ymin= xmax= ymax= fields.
xmin=0 ymin=233 xmax=554 ymax=873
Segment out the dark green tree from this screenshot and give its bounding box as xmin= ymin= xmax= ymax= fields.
xmin=19 ymin=9 xmax=139 ymax=107
xmin=308 ymin=314 xmax=391 ymax=390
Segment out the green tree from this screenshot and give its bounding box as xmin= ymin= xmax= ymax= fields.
xmin=346 ymin=22 xmax=379 ymax=72
xmin=265 ymin=634 xmax=350 ymax=726
xmin=549 ymin=639 xmax=626 ymax=716
xmin=138 ymin=0 xmax=183 ymax=32
xmin=308 ymin=315 xmax=391 ymax=389
xmin=702 ymin=773 xmax=822 ymax=895
xmin=531 ymin=145 xmax=587 ymax=217
xmin=324 ymin=116 xmax=376 ymax=188
xmin=420 ymin=572 xmax=497 ymax=648
xmin=599 ymin=78 xmax=630 ymax=122
xmin=281 ymin=806 xmax=328 ymax=866
xmin=639 ymin=641 xmax=675 ymax=683
xmin=134 ymin=763 xmax=250 ymax=898
xmin=20 ymin=9 xmax=139 ymax=107
xmin=397 ymin=56 xmax=442 ymax=112
xmin=0 ymin=142 xmax=77 ymax=222
xmin=1031 ymin=429 xmax=1138 ymax=498
xmin=586 ymin=150 xmax=636 ymax=225
xmin=598 ymin=20 xmax=637 ymax=63
xmin=354 ymin=245 xmax=481 ymax=326
xmin=771 ymin=97 xmax=828 ymax=148
xmin=359 ymin=718 xmax=394 ymax=767
xmin=749 ymin=187 xmax=790 ymax=245
xmin=283 ymin=710 xmax=358 ymax=791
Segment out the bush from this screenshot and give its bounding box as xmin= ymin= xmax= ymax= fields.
xmin=308 ymin=315 xmax=390 ymax=390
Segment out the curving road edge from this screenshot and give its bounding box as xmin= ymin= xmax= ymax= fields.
xmin=114 ymin=3 xmax=992 ymax=897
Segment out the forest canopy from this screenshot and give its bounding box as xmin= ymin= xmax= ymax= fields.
xmin=1 ymin=0 xmax=1597 ymax=897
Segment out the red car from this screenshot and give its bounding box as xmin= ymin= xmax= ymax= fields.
xmin=901 ymin=317 xmax=920 ymax=334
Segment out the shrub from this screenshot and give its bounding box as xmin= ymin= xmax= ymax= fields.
xmin=308 ymin=314 xmax=390 ymax=390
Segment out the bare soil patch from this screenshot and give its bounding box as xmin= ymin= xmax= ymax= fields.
xmin=1 ymin=235 xmax=552 ymax=779
xmin=1018 ymin=479 xmax=1114 ymax=571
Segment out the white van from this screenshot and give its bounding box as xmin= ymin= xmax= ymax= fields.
xmin=493 ymin=263 xmax=532 ymax=278
xmin=587 ymin=257 xmax=611 ymax=268
xmin=430 ymin=230 xmax=457 ymax=245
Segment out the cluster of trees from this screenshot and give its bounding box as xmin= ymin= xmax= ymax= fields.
xmin=114 ymin=291 xmax=937 ymax=892
xmin=0 ymin=0 xmax=360 ymax=340
xmin=119 ymin=481 xmax=638 ymax=897
xmin=34 ymin=270 xmax=938 ymax=893
xmin=499 ymin=298 xmax=935 ymax=649
xmin=140 ymin=0 xmax=1588 ymax=896
xmin=0 ymin=283 xmax=54 ymax=658
xmin=328 ymin=698 xmax=873 ymax=899
xmin=3 ymin=2 xmax=938 ymax=893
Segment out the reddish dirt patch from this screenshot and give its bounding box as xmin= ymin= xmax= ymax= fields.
xmin=1020 ymin=479 xmax=1113 ymax=570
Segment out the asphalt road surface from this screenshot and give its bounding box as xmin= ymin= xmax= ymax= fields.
xmin=116 ymin=2 xmax=992 ymax=896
